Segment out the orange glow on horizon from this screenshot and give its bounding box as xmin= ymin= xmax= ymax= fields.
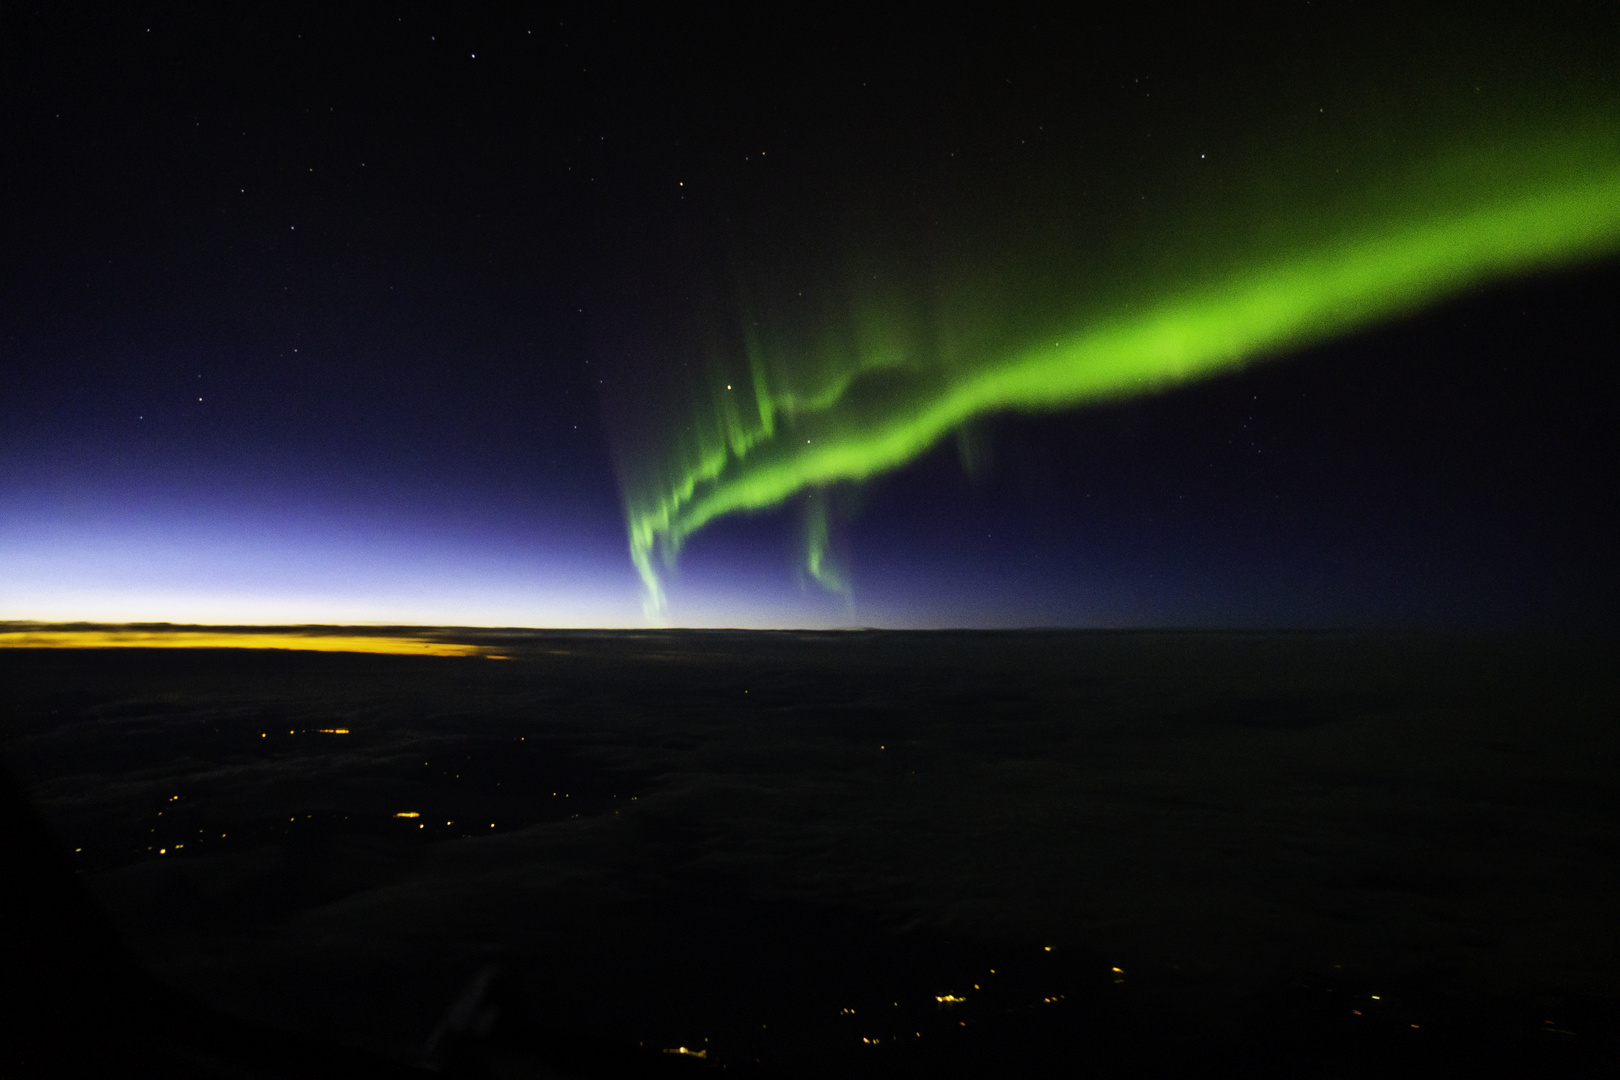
xmin=0 ymin=627 xmax=488 ymax=657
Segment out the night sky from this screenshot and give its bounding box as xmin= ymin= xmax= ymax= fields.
xmin=4 ymin=3 xmax=1618 ymax=628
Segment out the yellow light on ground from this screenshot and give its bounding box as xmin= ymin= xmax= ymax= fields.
xmin=0 ymin=626 xmax=489 ymax=657
xmin=395 ymin=812 xmax=420 ymax=818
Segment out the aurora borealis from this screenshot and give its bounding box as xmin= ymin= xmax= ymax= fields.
xmin=4 ymin=5 xmax=1619 ymax=627
xmin=615 ymin=136 xmax=1620 ymax=612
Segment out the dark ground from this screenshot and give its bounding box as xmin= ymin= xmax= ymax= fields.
xmin=2 ymin=631 xmax=1617 ymax=1077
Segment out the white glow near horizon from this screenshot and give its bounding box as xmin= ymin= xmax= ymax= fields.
xmin=0 ymin=587 xmax=647 ymax=628
xmin=0 ymin=495 xmax=1101 ymax=630
xmin=0 ymin=530 xmax=880 ymax=629
xmin=0 ymin=512 xmax=651 ymax=627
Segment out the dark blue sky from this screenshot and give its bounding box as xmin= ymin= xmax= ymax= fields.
xmin=3 ymin=4 xmax=1616 ymax=627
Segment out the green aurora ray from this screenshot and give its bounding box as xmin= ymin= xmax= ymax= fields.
xmin=616 ymin=121 xmax=1620 ymax=615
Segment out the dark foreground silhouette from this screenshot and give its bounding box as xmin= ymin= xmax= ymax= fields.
xmin=3 ymin=631 xmax=1616 ymax=1077
xmin=1 ymin=762 xmax=734 ymax=1078
xmin=0 ymin=758 xmax=422 ymax=1078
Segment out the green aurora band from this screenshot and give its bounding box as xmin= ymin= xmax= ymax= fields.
xmin=618 ymin=126 xmax=1620 ymax=615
